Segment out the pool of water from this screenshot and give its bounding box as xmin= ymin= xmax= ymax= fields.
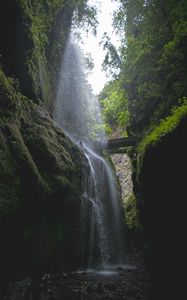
xmin=77 ymin=264 xmax=137 ymax=277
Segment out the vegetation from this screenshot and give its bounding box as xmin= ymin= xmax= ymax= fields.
xmin=98 ymin=0 xmax=187 ymax=239
xmin=137 ymin=97 xmax=187 ymax=173
xmin=125 ymin=194 xmax=141 ymax=233
xmin=100 ymin=0 xmax=187 ymax=136
xmin=0 ymin=67 xmax=24 ymax=120
xmin=0 ymin=0 xmax=186 ymax=285
xmin=99 ymin=78 xmax=129 ymax=137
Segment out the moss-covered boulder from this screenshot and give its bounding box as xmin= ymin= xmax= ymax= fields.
xmin=0 ymin=69 xmax=87 ymax=284
xmin=133 ymin=103 xmax=187 ymax=298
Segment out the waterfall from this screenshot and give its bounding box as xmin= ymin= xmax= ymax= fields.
xmin=53 ymin=35 xmax=126 ymax=270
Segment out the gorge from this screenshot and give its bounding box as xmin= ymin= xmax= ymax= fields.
xmin=0 ymin=0 xmax=187 ymax=299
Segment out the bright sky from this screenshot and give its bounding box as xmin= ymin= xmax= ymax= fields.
xmin=79 ymin=0 xmax=120 ymax=95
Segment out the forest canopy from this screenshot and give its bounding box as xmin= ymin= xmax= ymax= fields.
xmin=99 ymin=0 xmax=187 ymax=137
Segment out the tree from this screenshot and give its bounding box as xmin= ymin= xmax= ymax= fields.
xmin=102 ymin=0 xmax=187 ymax=135
xmin=99 ymin=78 xmax=129 ymax=136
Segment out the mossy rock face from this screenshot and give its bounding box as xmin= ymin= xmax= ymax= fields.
xmin=136 ymin=97 xmax=187 ymax=176
xmin=0 ymin=86 xmax=87 ymax=280
xmin=0 ymin=0 xmax=71 ymax=110
xmin=0 ymin=0 xmax=96 ymax=287
xmin=133 ymin=116 xmax=187 ymax=297
xmin=0 ymin=0 xmax=87 ymax=274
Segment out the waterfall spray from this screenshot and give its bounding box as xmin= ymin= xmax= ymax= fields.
xmin=53 ymin=34 xmax=126 ymax=270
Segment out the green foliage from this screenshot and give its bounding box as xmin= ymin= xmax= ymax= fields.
xmin=88 ymin=123 xmax=112 ymax=141
xmin=125 ymin=194 xmax=141 ymax=231
xmin=109 ymin=0 xmax=187 ymax=134
xmin=137 ymin=97 xmax=187 ymax=172
xmin=100 ymin=33 xmax=121 ymax=76
xmin=72 ymin=0 xmax=98 ymax=35
xmin=99 ymin=79 xmax=129 ymax=136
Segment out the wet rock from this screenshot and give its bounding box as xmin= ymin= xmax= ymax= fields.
xmin=4 ymin=250 xmax=151 ymax=300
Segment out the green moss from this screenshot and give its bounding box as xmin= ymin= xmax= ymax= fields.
xmin=7 ymin=123 xmax=49 ymax=190
xmin=0 ymin=86 xmax=84 ymax=271
xmin=124 ymin=194 xmax=141 ymax=231
xmin=17 ymin=0 xmax=66 ymax=107
xmin=18 ymin=103 xmax=81 ymax=194
xmin=0 ymin=67 xmax=23 ymax=119
xmin=137 ymin=97 xmax=187 ymax=174
xmin=0 ymin=135 xmax=22 ymax=213
xmin=0 ymin=67 xmax=83 ymax=215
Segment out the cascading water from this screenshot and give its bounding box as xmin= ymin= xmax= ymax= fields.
xmin=53 ymin=34 xmax=126 ymax=270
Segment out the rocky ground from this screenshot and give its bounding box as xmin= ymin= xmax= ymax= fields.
xmin=3 ymin=249 xmax=151 ymax=300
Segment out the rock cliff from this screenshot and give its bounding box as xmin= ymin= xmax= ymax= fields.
xmin=0 ymin=0 xmax=87 ymax=289
xmin=136 ymin=115 xmax=187 ymax=298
